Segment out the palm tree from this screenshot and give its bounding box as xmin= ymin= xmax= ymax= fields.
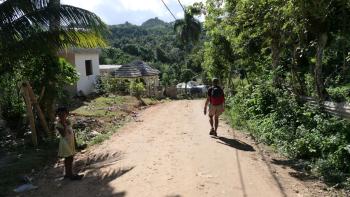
xmin=174 ymin=5 xmax=202 ymax=96
xmin=0 ymin=0 xmax=106 ymax=63
xmin=174 ymin=6 xmax=202 ymax=48
xmin=0 ymin=0 xmax=107 ymax=137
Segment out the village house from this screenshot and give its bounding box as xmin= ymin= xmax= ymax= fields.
xmin=101 ymin=60 xmax=161 ymax=96
xmin=59 ymin=48 xmax=161 ymax=97
xmin=58 ymin=48 xmax=101 ymax=96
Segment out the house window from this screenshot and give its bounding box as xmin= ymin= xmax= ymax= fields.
xmin=85 ymin=60 xmax=93 ymax=76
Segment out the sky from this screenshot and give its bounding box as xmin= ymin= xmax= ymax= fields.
xmin=61 ymin=0 xmax=205 ymax=25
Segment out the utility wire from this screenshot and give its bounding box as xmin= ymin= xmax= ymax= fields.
xmin=177 ymin=0 xmax=185 ymax=11
xmin=160 ymin=0 xmax=177 ymax=20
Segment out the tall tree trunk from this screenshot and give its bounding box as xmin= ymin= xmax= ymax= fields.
xmin=271 ymin=35 xmax=281 ymax=87
xmin=44 ymin=0 xmax=61 ymax=137
xmin=49 ymin=0 xmax=60 ymax=31
xmin=342 ymin=51 xmax=348 ymax=74
xmin=314 ymin=33 xmax=328 ymax=101
xmin=25 ymin=82 xmax=50 ymax=136
xmin=22 ymin=85 xmax=38 ymax=147
xmin=271 ymin=39 xmax=280 ymax=69
xmin=290 ymin=45 xmax=305 ymax=97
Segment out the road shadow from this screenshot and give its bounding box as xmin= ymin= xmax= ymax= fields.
xmin=255 ymin=145 xmax=287 ymax=197
xmin=271 ymin=159 xmax=319 ymax=181
xmin=26 ymin=166 xmax=132 ymax=197
xmin=75 ymin=151 xmax=124 ymax=171
xmin=213 ymin=136 xmax=255 ymax=152
xmin=24 ymin=151 xmax=131 ymax=197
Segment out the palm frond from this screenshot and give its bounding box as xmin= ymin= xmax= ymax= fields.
xmin=173 ymin=12 xmax=201 ymax=45
xmin=1 ymin=29 xmax=106 ymax=61
xmin=0 ymin=0 xmax=107 ymax=62
xmin=0 ymin=0 xmax=48 ymax=25
xmin=0 ymin=2 xmax=107 ymax=40
xmin=174 ymin=19 xmax=185 ymax=32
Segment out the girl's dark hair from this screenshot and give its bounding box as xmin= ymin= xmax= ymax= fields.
xmin=56 ymin=107 xmax=69 ymax=116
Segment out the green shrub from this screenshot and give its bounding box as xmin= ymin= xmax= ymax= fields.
xmin=227 ymin=81 xmax=350 ymax=186
xmin=305 ymin=73 xmax=316 ymax=97
xmin=99 ymin=76 xmax=131 ymax=94
xmin=129 ymin=81 xmax=146 ymax=99
xmin=327 ymin=86 xmax=350 ymax=103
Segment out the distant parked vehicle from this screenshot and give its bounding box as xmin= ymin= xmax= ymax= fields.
xmin=176 ymin=81 xmax=208 ymax=97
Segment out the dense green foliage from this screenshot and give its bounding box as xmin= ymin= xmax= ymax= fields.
xmin=2 ymin=0 xmax=350 ymax=191
xmin=0 ymin=0 xmax=106 ymax=142
xmin=202 ymin=0 xmax=350 ymax=186
xmin=100 ymin=17 xmax=205 ymax=86
xmin=228 ymin=83 xmax=350 ymax=183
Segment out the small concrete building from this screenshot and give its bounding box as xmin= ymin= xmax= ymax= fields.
xmin=59 ymin=48 xmax=101 ymax=95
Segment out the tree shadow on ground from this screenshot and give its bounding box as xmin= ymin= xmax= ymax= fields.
xmin=271 ymin=159 xmax=319 ymax=182
xmin=255 ymin=145 xmax=288 ymax=197
xmin=24 ymin=151 xmax=132 ymax=197
xmin=75 ymin=151 xmax=124 ymax=171
xmin=213 ymin=136 xmax=255 ymax=152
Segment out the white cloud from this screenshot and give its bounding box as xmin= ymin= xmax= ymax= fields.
xmin=179 ymin=0 xmax=205 ymax=5
xmin=62 ymin=0 xmax=204 ymax=12
xmin=61 ymin=0 xmax=205 ymax=24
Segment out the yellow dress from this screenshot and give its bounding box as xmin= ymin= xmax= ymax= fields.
xmin=56 ymin=120 xmax=76 ymax=158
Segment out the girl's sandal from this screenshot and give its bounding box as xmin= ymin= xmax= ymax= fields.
xmin=64 ymin=174 xmax=83 ymax=181
xmin=70 ymin=174 xmax=83 ymax=180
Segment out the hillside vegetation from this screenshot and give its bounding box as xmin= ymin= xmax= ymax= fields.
xmin=201 ymin=0 xmax=350 ymax=188
xmin=100 ymin=17 xmax=204 ymax=86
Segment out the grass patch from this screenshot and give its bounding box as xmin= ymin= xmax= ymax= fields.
xmin=77 ymin=123 xmax=125 ymax=146
xmin=72 ymin=95 xmax=141 ymax=147
xmin=142 ymin=97 xmax=161 ymax=105
xmin=72 ymin=95 xmax=138 ymax=117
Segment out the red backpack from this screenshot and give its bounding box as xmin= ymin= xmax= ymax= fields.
xmin=209 ymin=86 xmax=225 ymax=105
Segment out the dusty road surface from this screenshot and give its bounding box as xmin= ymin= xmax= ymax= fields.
xmin=29 ymin=100 xmax=315 ymax=197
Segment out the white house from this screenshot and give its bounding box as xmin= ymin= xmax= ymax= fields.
xmin=59 ymin=48 xmax=101 ymax=95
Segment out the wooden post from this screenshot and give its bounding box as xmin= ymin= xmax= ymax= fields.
xmin=21 ymin=84 xmax=38 ymax=147
xmin=25 ymin=82 xmax=50 ymax=135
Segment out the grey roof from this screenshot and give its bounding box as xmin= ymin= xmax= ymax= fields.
xmin=130 ymin=60 xmax=160 ymax=76
xmin=111 ymin=64 xmax=142 ymax=78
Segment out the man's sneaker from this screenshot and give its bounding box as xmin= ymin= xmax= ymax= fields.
xmin=209 ymin=129 xmax=217 ymax=136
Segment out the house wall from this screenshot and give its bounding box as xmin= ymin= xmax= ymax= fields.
xmin=74 ymin=53 xmax=100 ymax=95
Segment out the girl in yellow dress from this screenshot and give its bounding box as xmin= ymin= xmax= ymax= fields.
xmin=56 ymin=107 xmax=83 ymax=180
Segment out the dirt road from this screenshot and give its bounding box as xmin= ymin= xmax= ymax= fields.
xmin=29 ymin=100 xmax=315 ymax=197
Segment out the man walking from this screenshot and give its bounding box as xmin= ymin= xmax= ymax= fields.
xmin=204 ymin=78 xmax=225 ymax=136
